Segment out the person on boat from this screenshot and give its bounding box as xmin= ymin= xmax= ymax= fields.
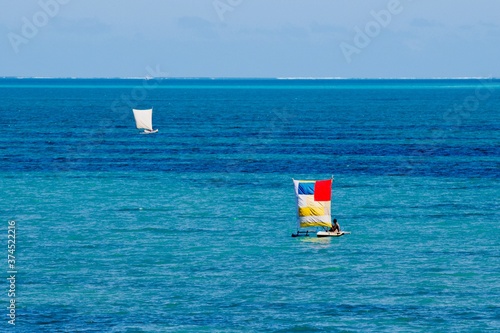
xmin=329 ymin=219 xmax=341 ymax=233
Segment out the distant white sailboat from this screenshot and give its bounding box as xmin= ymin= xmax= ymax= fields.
xmin=291 ymin=177 xmax=350 ymax=238
xmin=132 ymin=108 xmax=158 ymax=134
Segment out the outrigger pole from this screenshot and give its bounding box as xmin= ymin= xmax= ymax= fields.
xmin=291 ymin=230 xmax=315 ymax=237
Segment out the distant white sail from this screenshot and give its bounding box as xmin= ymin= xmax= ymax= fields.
xmin=132 ymin=108 xmax=154 ymax=131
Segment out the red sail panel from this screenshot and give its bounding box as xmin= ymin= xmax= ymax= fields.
xmin=314 ymin=179 xmax=332 ymax=201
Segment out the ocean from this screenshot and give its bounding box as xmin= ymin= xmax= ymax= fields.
xmin=0 ymin=78 xmax=499 ymax=332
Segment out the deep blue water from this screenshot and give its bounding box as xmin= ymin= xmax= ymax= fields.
xmin=0 ymin=78 xmax=499 ymax=332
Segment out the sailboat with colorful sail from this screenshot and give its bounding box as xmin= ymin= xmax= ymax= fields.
xmin=132 ymin=108 xmax=158 ymax=134
xmin=292 ymin=177 xmax=350 ymax=238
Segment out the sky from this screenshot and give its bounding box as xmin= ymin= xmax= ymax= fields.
xmin=1 ymin=0 xmax=499 ymax=78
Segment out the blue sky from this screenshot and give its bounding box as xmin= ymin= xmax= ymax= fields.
xmin=1 ymin=0 xmax=499 ymax=78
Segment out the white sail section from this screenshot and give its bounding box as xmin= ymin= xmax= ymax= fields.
xmin=133 ymin=108 xmax=153 ymax=131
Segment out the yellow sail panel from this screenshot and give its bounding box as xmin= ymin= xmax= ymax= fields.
xmin=298 ymin=206 xmax=325 ymax=217
xmin=293 ymin=179 xmax=333 ymax=229
xmin=298 ymin=214 xmax=331 ymax=226
xmin=300 ymin=221 xmax=332 ymax=228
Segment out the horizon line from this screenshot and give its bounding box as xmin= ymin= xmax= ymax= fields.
xmin=0 ymin=76 xmax=498 ymax=80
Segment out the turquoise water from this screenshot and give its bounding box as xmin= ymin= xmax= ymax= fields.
xmin=1 ymin=79 xmax=499 ymax=332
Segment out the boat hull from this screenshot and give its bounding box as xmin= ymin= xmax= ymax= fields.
xmin=316 ymin=231 xmax=346 ymax=237
xmin=141 ymin=129 xmax=158 ymax=134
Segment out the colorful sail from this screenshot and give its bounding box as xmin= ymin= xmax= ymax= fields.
xmin=293 ymin=179 xmax=332 ymax=228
